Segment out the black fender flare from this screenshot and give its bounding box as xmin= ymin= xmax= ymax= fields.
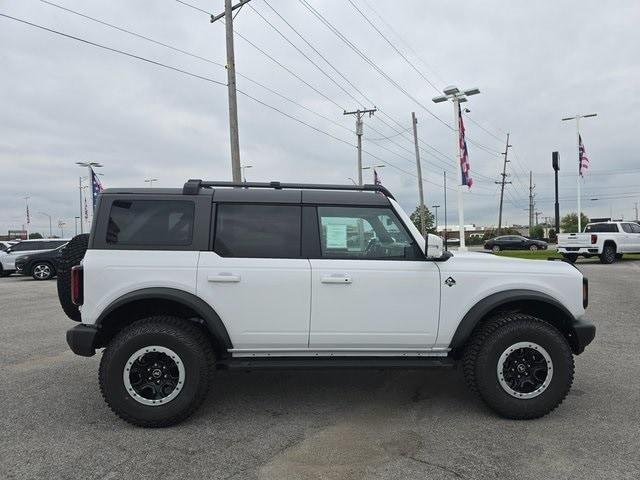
xmin=95 ymin=287 xmax=233 ymax=350
xmin=449 ymin=289 xmax=575 ymax=350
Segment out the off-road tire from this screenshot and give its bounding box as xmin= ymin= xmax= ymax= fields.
xmin=56 ymin=234 xmax=89 ymax=320
xmin=562 ymin=253 xmax=578 ymax=263
xmin=599 ymin=243 xmax=616 ymax=264
xmin=32 ymin=261 xmax=55 ymax=281
xmin=462 ymin=313 xmax=574 ymax=419
xmin=99 ymin=316 xmax=215 ymax=428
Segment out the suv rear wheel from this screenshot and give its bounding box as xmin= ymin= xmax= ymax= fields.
xmin=99 ymin=316 xmax=215 ymax=427
xmin=462 ymin=313 xmax=574 ymax=419
xmin=32 ymin=261 xmax=54 ymax=280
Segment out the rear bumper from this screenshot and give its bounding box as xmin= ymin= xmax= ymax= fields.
xmin=571 ymin=317 xmax=596 ymax=354
xmin=66 ymin=324 xmax=99 ymax=357
xmin=558 ymin=247 xmax=600 ymax=255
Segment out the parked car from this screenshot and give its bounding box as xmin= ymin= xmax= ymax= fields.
xmin=557 ymin=221 xmax=640 ymax=263
xmin=484 ymin=235 xmax=548 ymax=252
xmin=0 ymin=240 xmax=18 ymax=252
xmin=0 ymin=239 xmax=70 ymax=277
xmin=15 ymin=243 xmax=68 ymax=280
xmin=60 ymin=179 xmax=594 ymax=427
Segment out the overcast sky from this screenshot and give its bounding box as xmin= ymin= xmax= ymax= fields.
xmin=1 ymin=0 xmax=639 ymax=236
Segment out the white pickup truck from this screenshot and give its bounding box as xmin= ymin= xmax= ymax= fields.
xmin=558 ymin=221 xmax=640 ymax=263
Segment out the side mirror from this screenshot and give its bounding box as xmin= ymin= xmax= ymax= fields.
xmin=426 ymin=233 xmax=444 ymax=259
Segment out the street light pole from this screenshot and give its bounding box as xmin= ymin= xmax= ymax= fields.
xmin=432 ymin=205 xmax=440 ymax=231
xmin=144 ymin=178 xmax=158 ymax=187
xmin=40 ymin=212 xmax=52 ymax=237
xmin=241 ymin=165 xmax=253 ymax=183
xmin=361 ymin=164 xmax=385 ymax=184
xmin=411 ymin=112 xmax=427 ymax=236
xmin=561 ymin=113 xmax=597 ymax=232
xmin=433 ymin=86 xmax=480 ymax=251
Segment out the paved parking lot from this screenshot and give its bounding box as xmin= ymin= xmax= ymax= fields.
xmin=1 ymin=259 xmax=639 ymax=480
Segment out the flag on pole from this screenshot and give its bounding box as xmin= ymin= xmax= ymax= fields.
xmin=25 ymin=203 xmax=30 ymax=225
xmin=457 ymin=104 xmax=473 ymax=188
xmin=373 ymin=168 xmax=381 ymax=185
xmin=579 ymin=135 xmax=589 ymax=176
xmin=90 ymin=167 xmax=103 ymax=208
xmin=84 ymin=196 xmax=89 ymax=221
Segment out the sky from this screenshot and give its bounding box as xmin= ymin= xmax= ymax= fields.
xmin=1 ymin=0 xmax=639 ymax=236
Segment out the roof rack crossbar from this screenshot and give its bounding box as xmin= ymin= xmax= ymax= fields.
xmin=182 ymin=180 xmax=394 ymax=199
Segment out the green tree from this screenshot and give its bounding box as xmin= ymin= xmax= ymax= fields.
xmin=560 ymin=212 xmax=590 ymax=233
xmin=28 ymin=232 xmax=43 ymax=239
xmin=409 ymin=205 xmax=435 ymax=234
xmin=530 ymin=225 xmax=544 ymax=239
xmin=548 ymin=228 xmax=557 ymax=243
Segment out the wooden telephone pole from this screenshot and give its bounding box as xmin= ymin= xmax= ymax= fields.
xmin=495 ymin=133 xmax=512 ymax=234
xmin=343 ymin=108 xmax=377 ymax=185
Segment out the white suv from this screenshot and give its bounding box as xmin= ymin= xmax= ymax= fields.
xmin=60 ymin=180 xmax=595 ymax=427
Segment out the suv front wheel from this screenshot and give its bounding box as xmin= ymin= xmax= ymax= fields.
xmin=99 ymin=316 xmax=215 ymax=427
xmin=462 ymin=313 xmax=574 ymax=419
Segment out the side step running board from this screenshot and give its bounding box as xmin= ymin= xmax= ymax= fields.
xmin=217 ymin=357 xmax=455 ymax=370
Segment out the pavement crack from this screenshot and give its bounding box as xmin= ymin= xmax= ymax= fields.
xmin=406 ymin=455 xmax=464 ymax=478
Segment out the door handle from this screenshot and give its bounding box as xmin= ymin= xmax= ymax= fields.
xmin=208 ymin=273 xmax=241 ymax=283
xmin=320 ymin=274 xmax=352 ymax=284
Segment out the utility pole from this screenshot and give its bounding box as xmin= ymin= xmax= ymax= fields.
xmin=144 ymin=178 xmax=158 ymax=187
xmin=562 ymin=113 xmax=597 ymax=232
xmin=211 ymin=0 xmax=252 ymax=182
xmin=529 ymin=171 xmax=535 ymax=236
xmin=495 ymin=133 xmax=512 ymax=235
xmin=443 ymin=171 xmax=448 ymax=250
xmin=58 ymin=220 xmax=65 ymax=238
xmin=343 ymin=108 xmax=376 ymax=185
xmin=411 ymin=112 xmax=427 ymax=236
xmin=635 ymin=202 xmax=639 ymax=222
xmin=535 ymin=210 xmax=541 ymax=225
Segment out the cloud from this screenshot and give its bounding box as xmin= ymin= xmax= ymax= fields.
xmin=1 ymin=0 xmax=639 ymax=235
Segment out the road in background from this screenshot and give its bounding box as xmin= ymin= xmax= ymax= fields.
xmin=1 ymin=261 xmax=639 ymax=479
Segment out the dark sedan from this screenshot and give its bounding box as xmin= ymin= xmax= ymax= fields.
xmin=15 ymin=243 xmax=67 ymax=280
xmin=484 ymin=235 xmax=547 ymax=253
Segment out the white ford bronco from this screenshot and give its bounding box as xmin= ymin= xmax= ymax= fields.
xmin=60 ymin=180 xmax=595 ymax=427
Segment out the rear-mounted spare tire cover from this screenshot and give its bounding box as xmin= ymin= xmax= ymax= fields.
xmin=57 ymin=234 xmax=89 ymax=321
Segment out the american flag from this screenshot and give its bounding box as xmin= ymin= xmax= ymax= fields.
xmin=458 ymin=104 xmax=473 ymax=188
xmin=84 ymin=196 xmax=89 ymax=221
xmin=26 ymin=203 xmax=30 ymax=225
xmin=373 ymin=168 xmax=381 ymax=185
xmin=91 ymin=167 xmax=103 ymax=207
xmin=579 ymin=135 xmax=589 ymax=176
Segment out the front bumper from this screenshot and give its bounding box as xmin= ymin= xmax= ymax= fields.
xmin=66 ymin=324 xmax=99 ymax=357
xmin=570 ymin=317 xmax=596 ymax=354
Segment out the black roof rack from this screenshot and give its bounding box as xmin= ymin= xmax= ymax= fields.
xmin=182 ymin=179 xmax=395 ymax=199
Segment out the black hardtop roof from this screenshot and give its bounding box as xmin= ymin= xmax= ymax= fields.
xmin=102 ymin=180 xmax=393 ymax=206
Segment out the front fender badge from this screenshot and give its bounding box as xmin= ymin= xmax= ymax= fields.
xmin=445 ymin=276 xmax=456 ymax=287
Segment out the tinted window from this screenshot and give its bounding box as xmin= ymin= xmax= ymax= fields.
xmin=214 ymin=204 xmax=301 ymax=258
xmin=107 ymin=200 xmax=194 ymax=245
xmin=621 ymin=223 xmax=634 ymax=233
xmin=632 ymin=223 xmax=640 ymax=234
xmin=10 ymin=242 xmax=39 ymax=252
xmin=317 ymin=206 xmax=417 ymax=259
xmin=584 ymin=223 xmax=618 ymax=233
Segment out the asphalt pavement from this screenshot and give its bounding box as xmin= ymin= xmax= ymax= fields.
xmin=1 ymin=258 xmax=639 ymax=480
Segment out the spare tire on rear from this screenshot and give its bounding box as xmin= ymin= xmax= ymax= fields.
xmin=57 ymin=234 xmax=89 ymax=321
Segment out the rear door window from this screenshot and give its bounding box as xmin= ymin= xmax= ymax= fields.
xmin=214 ymin=204 xmax=301 ymax=258
xmin=106 ymin=200 xmax=194 ymax=246
xmin=585 ymin=223 xmax=619 ymax=233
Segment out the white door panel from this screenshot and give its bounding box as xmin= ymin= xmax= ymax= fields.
xmin=197 ymin=254 xmax=311 ymax=349
xmin=309 ymin=259 xmax=440 ymax=348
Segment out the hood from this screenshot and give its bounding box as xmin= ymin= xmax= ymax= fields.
xmin=441 ymin=250 xmax=578 ymax=276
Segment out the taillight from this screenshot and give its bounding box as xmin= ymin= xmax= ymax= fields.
xmin=591 ymin=234 xmax=598 ymax=244
xmin=583 ymin=277 xmax=589 ymax=309
xmin=71 ymin=265 xmax=84 ymax=305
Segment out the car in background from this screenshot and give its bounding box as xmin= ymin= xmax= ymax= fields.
xmin=484 ymin=235 xmax=548 ymax=252
xmin=15 ymin=243 xmax=68 ymax=280
xmin=0 ymin=239 xmax=70 ymax=277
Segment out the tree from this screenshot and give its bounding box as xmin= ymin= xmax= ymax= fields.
xmin=530 ymin=225 xmax=544 ymax=239
xmin=409 ymin=205 xmax=435 ymax=234
xmin=560 ymin=212 xmax=590 ymax=233
xmin=28 ymin=232 xmax=43 ymax=239
xmin=548 ymin=228 xmax=557 ymax=243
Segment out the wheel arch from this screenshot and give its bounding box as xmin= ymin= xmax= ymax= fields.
xmin=450 ymin=290 xmax=580 ymax=355
xmin=603 ymin=239 xmax=617 ymax=251
xmin=95 ymin=288 xmax=232 ymax=357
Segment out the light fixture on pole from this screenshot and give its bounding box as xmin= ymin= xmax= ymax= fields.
xmin=144 ymin=178 xmax=158 ymax=188
xmin=39 ymin=212 xmax=53 ymax=238
xmin=361 ymin=164 xmax=385 ymax=183
xmin=432 ymin=85 xmax=480 ymax=250
xmin=432 ymin=205 xmax=440 ymax=230
xmin=58 ymin=220 xmax=66 ymax=238
xmin=241 ymin=165 xmax=253 ymax=183
xmin=76 ymin=162 xmax=103 ymax=234
xmin=24 ymin=196 xmax=30 ymax=239
xmin=561 ymin=113 xmax=597 ymax=232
